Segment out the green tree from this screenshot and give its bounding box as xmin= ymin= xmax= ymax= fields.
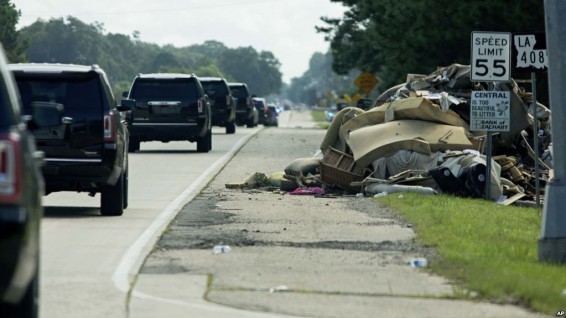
xmin=0 ymin=0 xmax=28 ymax=62
xmin=19 ymin=15 xmax=283 ymax=99
xmin=219 ymin=47 xmax=282 ymax=96
xmin=284 ymin=51 xmax=357 ymax=106
xmin=318 ymin=0 xmax=545 ymax=90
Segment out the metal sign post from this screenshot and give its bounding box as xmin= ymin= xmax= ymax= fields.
xmin=471 ymin=32 xmax=512 ymax=200
xmin=540 ymin=0 xmax=566 ymax=263
xmin=512 ymin=31 xmax=548 ymax=208
xmin=470 ymin=89 xmax=511 ymax=199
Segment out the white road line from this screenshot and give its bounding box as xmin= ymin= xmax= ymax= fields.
xmin=112 ymin=131 xmax=258 ymax=294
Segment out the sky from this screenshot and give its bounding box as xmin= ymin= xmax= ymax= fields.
xmin=13 ymin=0 xmax=347 ymax=83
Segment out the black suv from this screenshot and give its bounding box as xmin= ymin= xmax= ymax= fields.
xmin=10 ymin=63 xmax=131 ymax=217
xmin=123 ymin=73 xmax=212 ymax=152
xmin=252 ymin=97 xmax=268 ymax=125
xmin=199 ymin=77 xmax=236 ymax=134
xmin=228 ymin=82 xmax=257 ymax=128
xmin=1 ymin=44 xmax=59 ymax=318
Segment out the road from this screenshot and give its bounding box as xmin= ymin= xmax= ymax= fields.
xmin=39 ymin=110 xmax=543 ymax=318
xmin=40 ymin=123 xmax=263 ymax=318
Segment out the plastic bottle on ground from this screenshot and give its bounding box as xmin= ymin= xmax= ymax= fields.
xmin=212 ymin=245 xmax=232 ymax=254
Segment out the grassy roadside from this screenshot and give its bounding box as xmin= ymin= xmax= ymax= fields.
xmin=311 ymin=109 xmax=330 ymax=129
xmin=374 ymin=192 xmax=565 ymax=315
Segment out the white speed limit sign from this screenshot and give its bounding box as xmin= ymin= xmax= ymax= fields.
xmin=471 ymin=32 xmax=511 ymax=82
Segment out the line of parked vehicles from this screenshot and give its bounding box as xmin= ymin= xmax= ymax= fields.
xmin=0 ymin=42 xmax=279 ymax=317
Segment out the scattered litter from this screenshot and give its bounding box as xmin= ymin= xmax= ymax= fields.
xmin=269 ymin=285 xmax=289 ymax=293
xmin=373 ymin=192 xmax=388 ymax=198
xmin=356 ymin=193 xmax=364 ymax=197
xmin=212 ymin=245 xmax=232 ymax=254
xmin=410 ymin=258 xmax=428 ymax=268
xmin=562 ymin=289 xmax=566 ymax=297
xmin=289 ymin=187 xmax=325 ymax=196
xmin=398 ymin=194 xmax=404 ymax=199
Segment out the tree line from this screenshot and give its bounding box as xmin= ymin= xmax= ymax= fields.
xmin=316 ymin=0 xmax=546 ymax=95
xmin=1 ymin=1 xmax=548 ymax=106
xmin=1 ymin=2 xmax=283 ymax=99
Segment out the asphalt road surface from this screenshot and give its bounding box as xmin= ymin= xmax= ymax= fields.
xmin=40 ymin=110 xmax=544 ymax=318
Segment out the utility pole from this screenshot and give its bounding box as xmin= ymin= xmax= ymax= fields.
xmin=539 ymin=0 xmax=566 ymax=263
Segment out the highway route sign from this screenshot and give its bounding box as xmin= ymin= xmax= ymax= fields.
xmin=512 ymin=32 xmax=548 ymax=73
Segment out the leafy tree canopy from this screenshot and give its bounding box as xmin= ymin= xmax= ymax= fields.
xmin=318 ymin=0 xmax=545 ymax=90
xmin=17 ymin=15 xmax=283 ymax=98
xmin=0 ymin=0 xmax=28 ymax=62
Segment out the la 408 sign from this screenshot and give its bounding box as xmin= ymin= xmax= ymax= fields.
xmin=471 ymin=32 xmax=511 ymax=82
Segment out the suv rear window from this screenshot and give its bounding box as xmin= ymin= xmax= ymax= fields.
xmin=201 ymin=81 xmax=228 ymax=96
xmin=230 ymin=86 xmax=248 ymax=99
xmin=130 ymin=79 xmax=198 ymax=100
xmin=15 ymin=73 xmax=102 ymax=114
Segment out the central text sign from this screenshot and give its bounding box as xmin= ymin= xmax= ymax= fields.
xmin=470 ymin=91 xmax=511 ymax=132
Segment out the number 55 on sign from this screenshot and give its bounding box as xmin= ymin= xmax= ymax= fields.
xmin=471 ymin=32 xmax=512 ymax=82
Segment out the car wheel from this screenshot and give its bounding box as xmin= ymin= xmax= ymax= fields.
xmin=226 ymin=121 xmax=236 ymax=134
xmin=246 ymin=118 xmax=255 ymax=128
xmin=197 ymin=129 xmax=211 ymax=153
xmin=208 ymin=128 xmax=212 ymax=151
xmin=128 ymin=137 xmax=140 ymax=152
xmin=123 ymin=167 xmax=129 ymax=209
xmin=100 ymin=172 xmax=125 ymax=216
xmin=0 ymin=257 xmax=40 ymax=318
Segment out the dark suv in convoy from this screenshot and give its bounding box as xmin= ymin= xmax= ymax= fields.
xmin=10 ymin=63 xmax=131 ymax=217
xmin=123 ymin=73 xmax=212 ymax=152
xmin=228 ymin=82 xmax=257 ymax=128
xmin=199 ymin=77 xmax=236 ymax=134
xmin=252 ymin=97 xmax=268 ymax=125
xmin=1 ymin=44 xmax=60 ymax=318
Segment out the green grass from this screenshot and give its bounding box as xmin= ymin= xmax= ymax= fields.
xmin=311 ymin=110 xmax=330 ymax=129
xmin=374 ymin=193 xmax=565 ymax=314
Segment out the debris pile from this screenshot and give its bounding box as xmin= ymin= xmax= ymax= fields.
xmin=225 ymin=64 xmax=551 ymax=206
xmin=317 ymin=64 xmax=552 ymax=204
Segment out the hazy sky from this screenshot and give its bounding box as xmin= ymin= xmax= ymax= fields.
xmin=13 ymin=0 xmax=347 ymax=83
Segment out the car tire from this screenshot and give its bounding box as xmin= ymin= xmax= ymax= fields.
xmin=100 ymin=172 xmax=125 ymax=216
xmin=226 ymin=121 xmax=236 ymax=134
xmin=0 ymin=257 xmax=40 ymax=318
xmin=197 ymin=128 xmax=211 ymax=153
xmin=246 ymin=118 xmax=254 ymax=128
xmin=123 ymin=167 xmax=129 ymax=209
xmin=128 ymin=137 xmax=140 ymax=152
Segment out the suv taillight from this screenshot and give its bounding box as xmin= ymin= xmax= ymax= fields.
xmin=0 ymin=133 xmax=22 ymax=204
xmin=198 ymin=99 xmax=204 ymax=114
xmin=226 ymin=95 xmax=231 ymax=106
xmin=104 ymin=112 xmax=116 ymax=143
xmin=247 ymin=97 xmax=252 ymax=106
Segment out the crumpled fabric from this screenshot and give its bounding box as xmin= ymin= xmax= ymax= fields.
xmin=289 ymin=187 xmax=325 ymax=196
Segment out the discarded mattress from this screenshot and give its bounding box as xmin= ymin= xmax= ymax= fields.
xmin=348 ymin=120 xmax=473 ymax=167
xmin=320 ymin=107 xmax=365 ymax=153
xmin=338 ymin=97 xmax=470 ymax=146
xmin=371 ymin=150 xmax=444 ymax=179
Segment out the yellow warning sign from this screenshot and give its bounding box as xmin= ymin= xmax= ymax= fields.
xmin=354 ymin=71 xmax=379 ymax=95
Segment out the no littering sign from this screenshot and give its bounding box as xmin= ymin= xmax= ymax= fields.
xmin=470 ymin=91 xmax=510 ymax=132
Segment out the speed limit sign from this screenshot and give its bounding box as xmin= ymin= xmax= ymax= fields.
xmin=471 ymin=32 xmax=511 ymax=82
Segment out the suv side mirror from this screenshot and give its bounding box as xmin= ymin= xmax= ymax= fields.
xmin=118 ymin=99 xmax=135 ymax=112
